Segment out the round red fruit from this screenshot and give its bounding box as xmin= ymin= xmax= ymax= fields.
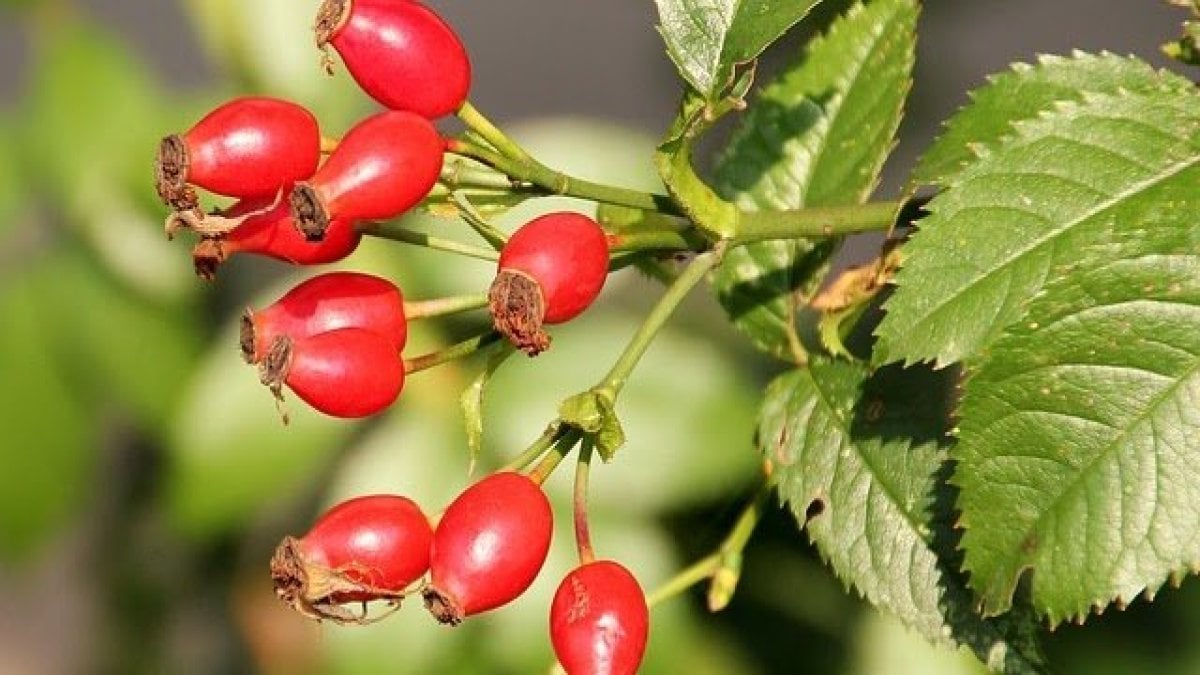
xmin=156 ymin=97 xmax=320 ymax=210
xmin=489 ymin=212 xmax=609 ymax=355
xmin=242 ymin=271 xmax=407 ymax=364
xmin=423 ymin=472 xmax=553 ymax=624
xmin=550 ymin=560 xmax=649 ymax=675
xmin=260 ymin=327 xmax=404 ymax=418
xmin=315 ymin=0 xmax=471 ymax=118
xmin=191 ymin=195 xmax=361 ymax=280
xmin=271 ymin=494 xmax=433 ymax=623
xmin=290 ymin=111 xmax=443 ymax=241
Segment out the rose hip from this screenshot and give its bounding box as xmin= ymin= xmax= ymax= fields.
xmin=315 ymin=0 xmax=471 ymax=118
xmin=423 ymin=472 xmax=553 ymax=624
xmin=242 ymin=271 xmax=407 ymax=364
xmin=489 ymin=212 xmax=610 ymax=355
xmin=155 ymin=97 xmax=320 ymax=210
xmin=260 ymin=327 xmax=404 ymax=418
xmin=550 ymin=560 xmax=649 ymax=675
xmin=271 ymin=494 xmax=433 ymax=623
xmin=290 ymin=110 xmax=443 ymax=242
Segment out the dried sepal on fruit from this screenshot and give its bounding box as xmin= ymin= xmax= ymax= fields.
xmin=271 ymin=494 xmax=433 ymax=624
xmin=489 ymin=212 xmax=610 ymax=356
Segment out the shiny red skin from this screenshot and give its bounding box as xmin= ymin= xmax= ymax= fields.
xmin=183 ymin=97 xmax=320 ymax=198
xmin=305 ymin=110 xmax=443 ymax=223
xmin=249 ymin=271 xmax=406 ymax=362
xmin=428 ymin=472 xmax=553 ymax=617
xmin=550 ymin=561 xmax=649 ymax=675
xmin=299 ymin=494 xmax=433 ymax=601
xmin=499 ymin=213 xmax=610 ymax=323
xmin=325 ymin=0 xmax=470 ymax=118
xmin=283 ymin=327 xmax=404 ymax=418
xmin=224 ymin=197 xmax=362 ymax=267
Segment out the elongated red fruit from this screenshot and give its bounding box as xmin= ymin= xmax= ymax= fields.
xmin=423 ymin=472 xmax=553 ymax=624
xmin=156 ymin=97 xmax=320 ymax=210
xmin=261 ymin=327 xmax=404 ymax=418
xmin=315 ymin=0 xmax=471 ymax=118
xmin=242 ymin=271 xmax=406 ymax=364
xmin=290 ymin=111 xmax=443 ymax=241
xmin=271 ymin=494 xmax=433 ymax=623
xmin=550 ymin=561 xmax=649 ymax=675
xmin=489 ymin=212 xmax=609 ymax=355
xmin=191 ymin=196 xmax=362 ymax=280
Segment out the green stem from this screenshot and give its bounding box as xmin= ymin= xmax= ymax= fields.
xmin=440 ymin=157 xmax=519 ymax=191
xmin=501 ymin=423 xmax=567 ymax=473
xmin=646 ymin=554 xmax=722 ymax=609
xmin=527 ymin=429 xmax=581 ymax=485
xmin=404 ymin=331 xmax=501 ymax=375
xmin=606 ymin=229 xmax=708 ymax=255
xmin=595 ymin=244 xmax=726 ymax=399
xmin=573 ymin=439 xmax=597 ymax=565
xmin=733 ymin=201 xmax=902 ymax=245
xmin=404 ymin=293 xmax=489 ymax=321
xmin=451 ymin=192 xmax=509 ymax=249
xmin=456 ymin=100 xmax=532 ymax=161
xmin=366 ymin=223 xmax=500 ymax=261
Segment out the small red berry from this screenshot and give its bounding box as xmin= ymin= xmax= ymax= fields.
xmin=155 ymin=97 xmax=320 ymax=211
xmin=315 ymin=0 xmax=471 ymax=118
xmin=271 ymin=494 xmax=433 ymax=623
xmin=290 ymin=111 xmax=443 ymax=241
xmin=489 ymin=212 xmax=610 ymax=355
xmin=260 ymin=327 xmax=404 ymax=418
xmin=423 ymin=472 xmax=553 ymax=624
xmin=191 ymin=196 xmax=362 ymax=279
xmin=242 ymin=271 xmax=407 ymax=364
xmin=550 ymin=561 xmax=649 ymax=675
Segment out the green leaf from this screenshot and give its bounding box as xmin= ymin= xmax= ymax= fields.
xmin=761 ymin=360 xmax=1044 ymax=672
xmin=460 ymin=344 xmax=515 ymax=473
xmin=559 ymin=390 xmax=627 ymax=461
xmin=954 ymin=204 xmax=1200 ymax=621
xmin=913 ymin=52 xmax=1193 ymax=187
xmin=712 ymin=0 xmax=917 ymax=361
xmin=654 ymin=0 xmax=821 ymax=99
xmin=876 ymin=89 xmax=1200 ymax=367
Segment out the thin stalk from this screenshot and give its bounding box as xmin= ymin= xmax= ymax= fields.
xmin=646 ymin=554 xmax=722 ymax=609
xmin=595 ymin=244 xmax=726 ymax=399
xmin=404 ymin=331 xmax=501 ymax=375
xmin=527 ymin=429 xmax=581 ymax=485
xmin=573 ymin=439 xmax=597 ymax=565
xmin=404 ymin=293 xmax=489 ymax=321
xmin=501 ymin=423 xmax=567 ymax=473
xmin=733 ymin=201 xmax=902 ymax=244
xmin=456 ymin=100 xmax=532 ymax=161
xmin=440 ymin=157 xmax=518 ymax=191
xmin=606 ymin=229 xmax=708 ymax=255
xmin=452 ymin=192 xmax=509 ymax=249
xmin=366 ymin=223 xmax=500 ymax=261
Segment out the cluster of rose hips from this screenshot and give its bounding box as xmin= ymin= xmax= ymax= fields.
xmin=155 ymin=1 xmax=649 ymax=672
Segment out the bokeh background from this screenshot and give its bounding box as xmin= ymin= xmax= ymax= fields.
xmin=1 ymin=1 xmax=1198 ymax=674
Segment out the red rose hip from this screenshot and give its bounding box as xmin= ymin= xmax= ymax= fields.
xmin=423 ymin=472 xmax=553 ymax=624
xmin=290 ymin=110 xmax=443 ymax=241
xmin=315 ymin=0 xmax=471 ymax=118
xmin=260 ymin=327 xmax=404 ymax=418
xmin=271 ymin=494 xmax=433 ymax=623
xmin=155 ymin=97 xmax=320 ymax=210
xmin=550 ymin=561 xmax=649 ymax=675
xmin=191 ymin=196 xmax=362 ymax=280
xmin=489 ymin=212 xmax=610 ymax=355
xmin=242 ymin=271 xmax=407 ymax=364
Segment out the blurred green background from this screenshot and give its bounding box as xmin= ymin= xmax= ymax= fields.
xmin=2 ymin=0 xmax=1199 ymax=673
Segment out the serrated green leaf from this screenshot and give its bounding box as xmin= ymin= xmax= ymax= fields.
xmin=761 ymin=360 xmax=1044 ymax=672
xmin=955 ymin=215 xmax=1200 ymax=622
xmin=712 ymin=0 xmax=917 ymax=361
xmin=914 ymin=52 xmax=1193 ymax=187
xmin=876 ymin=89 xmax=1200 ymax=368
xmin=654 ymin=0 xmax=821 ymax=99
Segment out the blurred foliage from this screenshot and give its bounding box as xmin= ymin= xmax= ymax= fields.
xmin=1 ymin=1 xmax=1199 ymax=674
